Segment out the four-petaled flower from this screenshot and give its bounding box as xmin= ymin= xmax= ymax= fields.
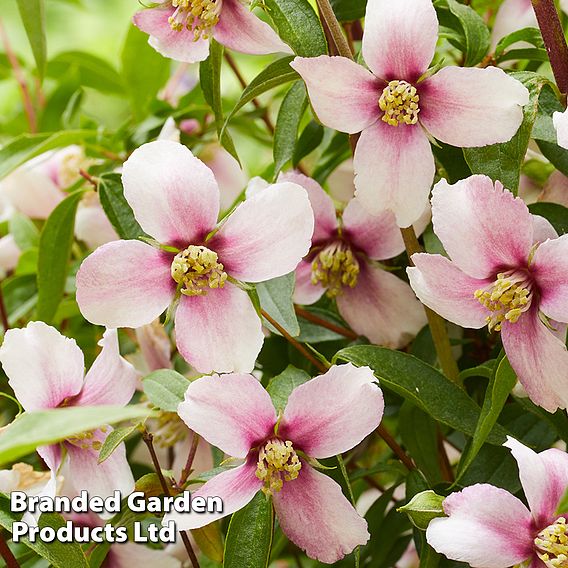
xmin=427 ymin=437 xmax=568 ymax=568
xmin=287 ymin=171 xmax=427 ymax=348
xmin=0 ymin=322 xmax=137 ymax=498
xmin=76 ymin=140 xmax=314 ymax=374
xmin=407 ymin=174 xmax=568 ymax=412
xmin=164 ymin=363 xmax=384 ymax=564
xmin=291 ymin=0 xmax=529 ymax=227
xmin=133 ymin=0 xmax=292 ymax=63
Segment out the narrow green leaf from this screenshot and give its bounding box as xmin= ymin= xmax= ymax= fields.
xmin=98 ymin=424 xmax=140 ymax=464
xmin=142 ymin=369 xmax=190 ymax=412
xmin=36 ymin=190 xmax=85 ymax=323
xmin=257 ymin=272 xmax=300 ymax=337
xmin=224 ymin=492 xmax=273 ymax=568
xmin=494 ymin=27 xmax=543 ymax=59
xmin=9 ymin=213 xmax=40 ymax=250
xmin=293 ymin=120 xmax=324 ymax=165
xmin=266 ymin=365 xmax=310 ymax=412
xmin=264 ymin=0 xmax=327 ymax=56
xmin=335 ymin=345 xmax=508 ymax=443
xmin=0 ymin=405 xmax=154 ymax=465
xmin=98 ymin=173 xmax=146 ymax=240
xmin=273 ymin=81 xmax=307 ymax=175
xmin=16 ymin=0 xmax=47 ymax=79
xmin=329 ymin=0 xmax=367 ymax=22
xmin=0 ymin=496 xmax=89 ymax=568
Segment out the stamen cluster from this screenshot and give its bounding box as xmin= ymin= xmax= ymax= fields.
xmin=168 ymin=0 xmax=221 ymax=41
xmin=67 ymin=427 xmax=107 ymax=451
xmin=535 ymin=517 xmax=568 ymax=568
xmin=256 ymin=439 xmax=301 ymax=496
xmin=379 ymin=80 xmax=420 ymax=127
xmin=171 ymin=245 xmax=227 ymax=296
xmin=311 ymin=242 xmax=360 ymax=298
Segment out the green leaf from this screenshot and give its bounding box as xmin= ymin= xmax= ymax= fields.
xmin=330 ymin=0 xmax=367 ymax=22
xmin=264 ymin=0 xmax=327 ymax=56
xmin=398 ymin=490 xmax=446 ymax=530
xmin=142 ymin=369 xmax=190 ymax=412
xmin=266 ymin=365 xmax=310 ymax=412
xmin=464 ymin=72 xmax=551 ymax=194
xmin=0 ymin=405 xmax=153 ymax=465
xmin=9 ymin=213 xmax=39 ymax=250
xmin=121 ymin=25 xmax=169 ymax=119
xmin=273 ymin=81 xmax=308 ymax=175
xmin=36 ymin=190 xmax=85 ymax=323
xmin=0 ymin=131 xmax=96 ymax=180
xmin=457 ymin=356 xmax=517 ymax=480
xmin=223 ymin=57 xmax=298 ymax=134
xmin=98 ymin=424 xmax=140 ymax=464
xmin=293 ymin=120 xmax=324 ymax=165
xmin=223 ymin=492 xmax=273 ymax=568
xmin=16 ymin=0 xmax=47 ymax=79
xmin=257 ymin=272 xmax=300 ymax=337
xmin=0 ymin=496 xmax=89 ymax=568
xmin=529 ymin=202 xmax=568 ymax=235
xmin=494 ymin=27 xmax=543 ymax=59
xmin=334 ymin=345 xmax=507 ymax=443
xmin=200 ymin=40 xmax=239 ymax=162
xmin=192 ymin=523 xmax=224 ymax=563
xmin=98 ymin=173 xmax=146 ymax=240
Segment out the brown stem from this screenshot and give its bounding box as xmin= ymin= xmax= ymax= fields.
xmin=437 ymin=430 xmax=454 ymax=482
xmin=400 ymin=226 xmax=461 ymax=383
xmin=0 ymin=532 xmax=19 ymax=568
xmin=178 ymin=433 xmax=200 ymax=488
xmin=261 ymin=309 xmax=328 ymax=373
xmin=79 ymin=169 xmax=98 ymax=189
xmin=294 ymin=305 xmax=358 ymax=340
xmin=376 ymin=424 xmax=415 ymax=471
xmin=0 ymin=283 xmax=10 ymax=332
xmin=315 ymin=0 xmax=353 ymax=59
xmin=0 ymin=20 xmax=36 ymax=133
xmin=342 ymin=22 xmax=355 ymax=56
xmin=531 ymin=0 xmax=568 ymax=94
xmin=142 ymin=430 xmax=201 ymax=568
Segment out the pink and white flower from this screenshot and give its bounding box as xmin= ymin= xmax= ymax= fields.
xmin=75 ymin=191 xmax=119 ymax=250
xmin=289 ymin=171 xmax=427 ymax=348
xmin=491 ymin=0 xmax=537 ymax=50
xmin=427 ymin=437 xmax=568 ymax=568
xmin=76 ymin=140 xmax=314 ymax=374
xmin=164 ymin=363 xmax=384 ymax=563
xmin=407 ymin=174 xmax=568 ymax=412
xmin=553 ymin=108 xmax=568 ymax=150
xmin=133 ymin=0 xmax=291 ymax=63
xmin=0 ymin=322 xmax=137 ymax=498
xmin=291 ymin=0 xmax=529 ymax=227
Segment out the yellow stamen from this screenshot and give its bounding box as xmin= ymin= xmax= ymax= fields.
xmin=153 ymin=411 xmax=188 ymax=448
xmin=311 ymin=242 xmax=359 ymax=298
xmin=171 ymin=245 xmax=227 ymax=296
xmin=378 ymin=80 xmax=420 ymax=127
xmin=535 ymin=517 xmax=568 ymax=568
xmin=255 ymin=439 xmax=301 ymax=496
xmin=474 ymin=271 xmax=532 ymax=332
xmin=168 ymin=0 xmax=222 ymax=41
xmin=67 ymin=430 xmax=102 ymax=452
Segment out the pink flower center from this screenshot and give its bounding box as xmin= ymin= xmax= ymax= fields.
xmin=255 ymin=439 xmax=301 ymax=496
xmin=378 ymin=80 xmax=420 ymax=127
xmin=171 ymin=245 xmax=227 ymax=296
xmin=168 ymin=0 xmax=222 ymax=41
xmin=311 ymin=241 xmax=360 ymax=298
xmin=534 ymin=517 xmax=568 ymax=568
xmin=474 ymin=270 xmax=532 ymax=332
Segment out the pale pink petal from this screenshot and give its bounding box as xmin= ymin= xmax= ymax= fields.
xmin=136 ymin=321 xmax=172 ymax=372
xmin=293 ymin=259 xmax=325 ymax=305
xmin=76 ymin=240 xmax=175 ymax=329
xmin=426 ymin=484 xmax=533 ymax=568
xmin=491 ymin=0 xmax=536 ymax=49
xmin=174 ymin=283 xmax=263 ymax=373
xmin=327 ymin=158 xmax=355 ymax=203
xmin=164 ymin=460 xmax=262 ymax=530
xmin=107 ymin=542 xmax=182 ymax=568
xmin=504 ymin=437 xmax=568 ymax=527
xmin=362 ymin=0 xmax=438 ymax=81
xmin=0 ymin=322 xmax=84 ymax=411
xmin=73 ymin=329 xmax=138 ymax=407
xmin=279 ymin=363 xmax=383 ymax=458
xmin=0 ymin=235 xmax=21 ymax=275
xmin=431 ymin=176 xmax=533 ymax=278
xmin=64 ymin=429 xmax=134 ymax=499
xmin=273 ymin=462 xmax=369 ymax=563
xmin=122 ymin=141 xmax=220 ymax=246
xmin=501 ymin=308 xmax=568 ymax=413
xmin=178 ymin=372 xmax=276 ymax=458
xmin=532 ymin=215 xmax=558 ymax=243
xmin=75 ymin=192 xmax=118 ymax=249
xmin=540 ymin=170 xmax=568 ymax=208
xmin=553 ymin=108 xmax=568 ymax=150
xmin=407 ymin=254 xmax=489 ymax=328
xmin=290 ymin=56 xmax=381 ymax=134
xmin=342 ymin=199 xmax=404 ymax=260
xmin=214 ymin=0 xmax=292 ymax=55
xmin=532 ymin=234 xmax=568 ymax=322
xmin=133 ymin=7 xmax=210 ymax=63
xmin=278 ymin=171 xmax=337 ymax=244
xmin=353 ymin=120 xmax=435 ymax=227
xmin=420 ymin=66 xmax=529 ymax=147
xmin=336 ymin=263 xmax=427 ymax=348
xmin=37 ymin=444 xmax=62 ymax=473
xmin=209 ymin=182 xmax=314 ymax=282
